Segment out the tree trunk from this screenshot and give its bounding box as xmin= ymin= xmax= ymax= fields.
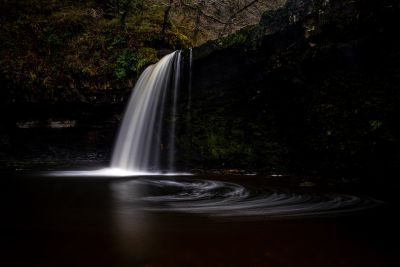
xmin=192 ymin=0 xmax=205 ymax=44
xmin=161 ymin=0 xmax=174 ymax=42
xmin=120 ymin=10 xmax=127 ymax=31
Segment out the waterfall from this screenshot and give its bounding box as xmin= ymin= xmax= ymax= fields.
xmin=168 ymin=51 xmax=181 ymax=171
xmin=188 ymin=48 xmax=193 ymax=112
xmin=111 ymin=51 xmax=181 ymax=172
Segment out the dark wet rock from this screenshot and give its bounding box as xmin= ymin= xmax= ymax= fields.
xmin=177 ymin=0 xmax=400 ymax=181
xmin=0 ymin=103 xmax=121 ymax=170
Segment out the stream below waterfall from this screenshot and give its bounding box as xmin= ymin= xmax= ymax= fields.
xmin=1 ymin=172 xmax=398 ymax=267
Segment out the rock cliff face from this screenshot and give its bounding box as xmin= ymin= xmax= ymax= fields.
xmin=178 ymin=0 xmax=400 ymax=178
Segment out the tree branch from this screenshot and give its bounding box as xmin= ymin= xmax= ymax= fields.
xmin=179 ymin=0 xmax=228 ymax=24
xmin=229 ymin=0 xmax=259 ymax=21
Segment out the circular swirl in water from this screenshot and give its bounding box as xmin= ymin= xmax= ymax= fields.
xmin=111 ymin=177 xmax=381 ymax=219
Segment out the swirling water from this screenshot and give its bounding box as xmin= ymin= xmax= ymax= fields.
xmin=111 ymin=177 xmax=381 ymax=219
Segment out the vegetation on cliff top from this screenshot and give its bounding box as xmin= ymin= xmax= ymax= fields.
xmin=0 ymin=0 xmax=185 ymax=103
xmin=0 ymin=0 xmax=285 ymax=103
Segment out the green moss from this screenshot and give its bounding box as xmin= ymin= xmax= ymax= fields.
xmin=114 ymin=47 xmax=157 ymax=80
xmin=219 ymin=31 xmax=248 ymax=48
xmin=369 ymin=120 xmax=382 ymax=131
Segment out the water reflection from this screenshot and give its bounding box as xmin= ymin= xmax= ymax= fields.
xmin=110 ymin=180 xmax=153 ymax=261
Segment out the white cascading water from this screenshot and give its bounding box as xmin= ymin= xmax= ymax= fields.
xmin=167 ymin=51 xmax=181 ymax=171
xmin=111 ymin=51 xmax=181 ymax=172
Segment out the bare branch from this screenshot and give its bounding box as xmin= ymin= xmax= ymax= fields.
xmin=229 ymin=0 xmax=259 ymax=21
xmin=179 ymin=0 xmax=228 ymax=24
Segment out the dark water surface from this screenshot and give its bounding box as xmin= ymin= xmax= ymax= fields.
xmin=1 ymin=172 xmax=398 ymax=267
